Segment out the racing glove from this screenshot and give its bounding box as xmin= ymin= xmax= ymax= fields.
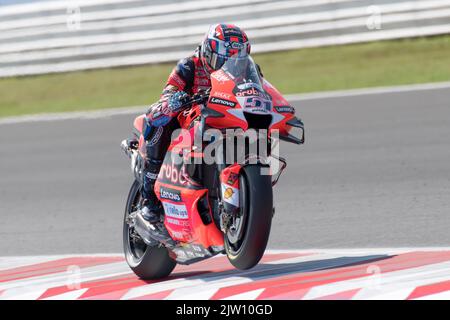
xmin=146 ymin=91 xmax=190 ymax=128
xmin=167 ymin=91 xmax=190 ymax=113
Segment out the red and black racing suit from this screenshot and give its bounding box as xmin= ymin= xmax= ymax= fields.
xmin=141 ymin=48 xmax=211 ymax=204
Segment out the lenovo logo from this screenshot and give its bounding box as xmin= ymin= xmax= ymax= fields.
xmin=160 ymin=186 xmax=182 ymax=202
xmin=210 ymin=97 xmax=236 ymax=108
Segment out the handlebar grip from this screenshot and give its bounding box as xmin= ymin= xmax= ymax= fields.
xmin=180 ymin=92 xmax=209 ymax=109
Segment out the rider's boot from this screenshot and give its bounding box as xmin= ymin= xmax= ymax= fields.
xmin=139 ymin=159 xmax=164 ymax=224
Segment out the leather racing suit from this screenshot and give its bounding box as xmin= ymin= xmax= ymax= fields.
xmin=140 ymin=47 xmax=211 ymax=214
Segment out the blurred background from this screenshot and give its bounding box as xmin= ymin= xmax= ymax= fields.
xmin=0 ymin=0 xmax=449 ymax=256
xmin=1 ymin=0 xmax=450 ymax=116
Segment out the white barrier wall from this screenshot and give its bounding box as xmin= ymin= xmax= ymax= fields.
xmin=0 ymin=0 xmax=449 ymax=77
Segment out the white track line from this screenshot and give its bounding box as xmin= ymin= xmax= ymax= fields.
xmin=303 ymin=260 xmax=450 ymax=300
xmin=121 ymin=252 xmax=335 ymax=300
xmin=0 ymin=256 xmax=67 ymax=271
xmin=0 ymin=261 xmax=131 ymax=296
xmin=42 ymin=288 xmax=89 ymax=300
xmin=1 ymin=249 xmax=450 ymax=300
xmin=223 ymin=288 xmax=266 ymax=300
xmin=1 ymin=81 xmax=450 ymax=126
xmin=0 ymin=105 xmax=146 ymax=125
xmin=285 ymin=81 xmax=450 ymax=101
xmin=269 ymin=247 xmax=450 ymax=255
xmin=122 ymin=251 xmax=422 ymax=300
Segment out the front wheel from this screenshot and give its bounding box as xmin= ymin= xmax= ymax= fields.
xmin=123 ymin=180 xmax=176 ymax=279
xmin=224 ymin=165 xmax=273 ymax=270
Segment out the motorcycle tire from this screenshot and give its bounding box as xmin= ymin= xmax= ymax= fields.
xmin=123 ymin=180 xmax=176 ymax=280
xmin=224 ymin=164 xmax=273 ymax=270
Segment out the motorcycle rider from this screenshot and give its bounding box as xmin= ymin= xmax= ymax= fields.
xmin=136 ymin=24 xmax=253 ymax=224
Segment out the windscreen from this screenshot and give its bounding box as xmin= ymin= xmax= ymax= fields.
xmin=221 ymin=56 xmax=263 ymax=90
xmin=221 ymin=56 xmax=272 ymax=114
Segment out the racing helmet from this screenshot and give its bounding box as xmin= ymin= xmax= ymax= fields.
xmin=200 ymin=23 xmax=251 ymax=74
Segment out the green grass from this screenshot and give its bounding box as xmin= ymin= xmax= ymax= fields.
xmin=1 ymin=35 xmax=450 ymax=118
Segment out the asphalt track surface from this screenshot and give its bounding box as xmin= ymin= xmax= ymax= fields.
xmin=1 ymin=87 xmax=450 ymax=256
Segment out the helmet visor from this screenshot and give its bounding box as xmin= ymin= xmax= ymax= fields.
xmin=209 ymin=52 xmax=228 ymax=71
xmin=205 ymin=40 xmax=250 ymax=71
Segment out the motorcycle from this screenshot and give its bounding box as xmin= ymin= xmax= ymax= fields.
xmin=121 ymin=56 xmax=304 ymax=279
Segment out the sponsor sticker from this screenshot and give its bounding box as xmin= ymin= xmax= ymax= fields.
xmin=160 ymin=186 xmax=182 ymax=202
xmin=235 ymin=87 xmax=269 ymax=99
xmin=214 ymin=91 xmax=232 ymax=100
xmin=159 ymin=162 xmax=188 ymax=186
xmin=171 ymin=231 xmax=188 ymax=240
xmin=169 ymin=70 xmax=186 ymax=88
xmin=210 ymin=97 xmax=236 ymax=108
xmin=194 ymin=78 xmax=210 ymax=86
xmin=237 ymin=82 xmax=260 ymax=90
xmin=162 ymin=202 xmax=188 ymax=219
xmin=148 ymin=126 xmax=164 ymax=146
xmin=212 ymin=70 xmax=231 ymax=83
xmin=224 ymin=41 xmax=244 ymax=49
xmin=221 ymin=184 xmax=239 ymax=207
xmin=224 ymin=187 xmax=234 ymax=199
xmin=227 ymin=172 xmax=239 ymax=185
xmin=166 ymin=217 xmax=190 ymax=226
xmin=275 ymin=105 xmax=295 ymax=114
xmin=237 ymin=96 xmax=272 ymax=114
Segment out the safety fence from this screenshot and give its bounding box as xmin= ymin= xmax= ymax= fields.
xmin=0 ymin=0 xmax=449 ymax=77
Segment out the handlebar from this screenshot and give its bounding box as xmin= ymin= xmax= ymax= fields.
xmin=180 ymin=89 xmax=210 ymax=109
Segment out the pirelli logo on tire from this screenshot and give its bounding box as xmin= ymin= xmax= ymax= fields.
xmin=210 ymin=97 xmax=236 ymax=108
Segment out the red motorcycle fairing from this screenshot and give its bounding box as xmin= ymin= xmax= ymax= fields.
xmin=205 ymin=69 xmax=249 ymax=130
xmin=263 ymin=79 xmax=296 ymax=133
xmin=154 ymin=146 xmax=224 ymax=250
xmin=131 ymin=109 xmax=223 ymax=253
xmin=205 ymin=68 xmax=299 ymax=141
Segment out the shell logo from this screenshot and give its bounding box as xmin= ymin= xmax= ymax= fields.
xmin=224 ymin=187 xmax=234 ymax=199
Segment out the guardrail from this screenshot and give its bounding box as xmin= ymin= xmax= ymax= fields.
xmin=1 ymin=0 xmax=449 ymax=77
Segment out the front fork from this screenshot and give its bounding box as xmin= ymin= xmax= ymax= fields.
xmin=215 ymin=129 xmax=287 ymax=232
xmin=218 ymin=154 xmax=286 ymax=233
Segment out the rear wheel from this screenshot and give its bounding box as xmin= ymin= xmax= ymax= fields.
xmin=123 ymin=180 xmax=176 ymax=279
xmin=224 ymin=165 xmax=273 ymax=270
